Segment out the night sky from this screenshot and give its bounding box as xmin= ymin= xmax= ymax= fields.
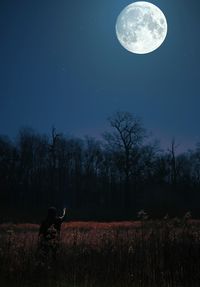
xmin=0 ymin=0 xmax=200 ymax=150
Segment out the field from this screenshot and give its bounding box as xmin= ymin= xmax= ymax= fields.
xmin=0 ymin=216 xmax=200 ymax=287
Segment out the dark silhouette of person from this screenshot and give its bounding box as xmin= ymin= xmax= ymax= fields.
xmin=39 ymin=207 xmax=66 ymax=242
xmin=37 ymin=207 xmax=66 ymax=266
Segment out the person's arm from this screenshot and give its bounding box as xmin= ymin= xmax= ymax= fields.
xmin=60 ymin=208 xmax=66 ymax=220
xmin=54 ymin=209 xmax=67 ymax=235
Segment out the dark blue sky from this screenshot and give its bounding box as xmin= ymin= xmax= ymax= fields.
xmin=0 ymin=0 xmax=200 ymax=150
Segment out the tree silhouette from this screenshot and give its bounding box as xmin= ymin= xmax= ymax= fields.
xmin=0 ymin=112 xmax=200 ymax=221
xmin=103 ymin=111 xmax=145 ymax=210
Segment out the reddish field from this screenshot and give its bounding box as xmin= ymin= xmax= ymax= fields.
xmin=0 ymin=219 xmax=200 ymax=287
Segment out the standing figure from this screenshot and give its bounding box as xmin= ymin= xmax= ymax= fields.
xmin=38 ymin=207 xmax=66 ymax=261
xmin=39 ymin=207 xmax=66 ymax=241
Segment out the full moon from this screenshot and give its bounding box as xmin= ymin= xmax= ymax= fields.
xmin=116 ymin=1 xmax=168 ymax=54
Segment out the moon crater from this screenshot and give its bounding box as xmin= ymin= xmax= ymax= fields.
xmin=116 ymin=1 xmax=168 ymax=54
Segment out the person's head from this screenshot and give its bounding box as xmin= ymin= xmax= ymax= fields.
xmin=47 ymin=206 xmax=57 ymax=220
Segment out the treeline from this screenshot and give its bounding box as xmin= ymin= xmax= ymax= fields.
xmin=0 ymin=112 xmax=200 ymax=222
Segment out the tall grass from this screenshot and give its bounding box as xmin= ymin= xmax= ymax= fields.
xmin=0 ymin=216 xmax=200 ymax=287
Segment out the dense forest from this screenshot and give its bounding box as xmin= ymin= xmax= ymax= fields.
xmin=1 ymin=112 xmax=200 ymax=222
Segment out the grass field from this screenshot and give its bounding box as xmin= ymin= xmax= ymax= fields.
xmin=0 ymin=216 xmax=200 ymax=287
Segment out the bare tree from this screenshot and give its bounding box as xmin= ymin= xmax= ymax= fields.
xmin=103 ymin=111 xmax=145 ymax=209
xmin=168 ymin=138 xmax=179 ymax=188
